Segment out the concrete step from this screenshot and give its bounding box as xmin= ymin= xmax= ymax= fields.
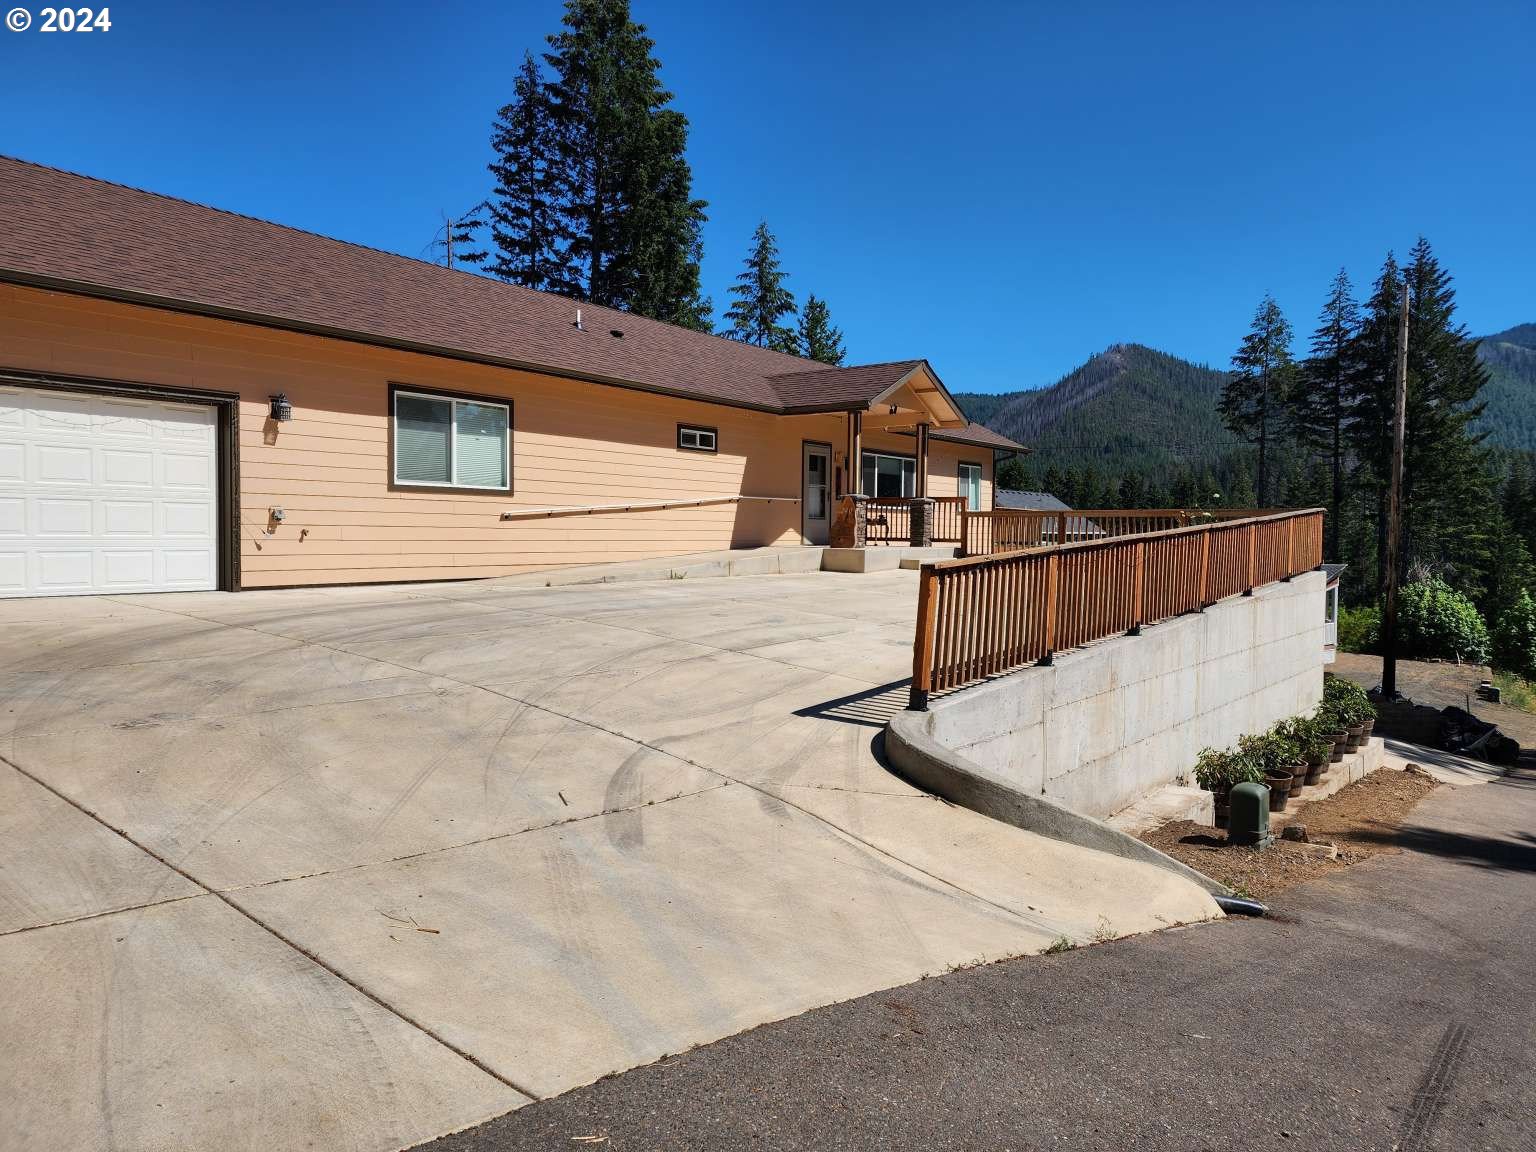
xmin=1107 ymin=786 xmax=1215 ymax=837
xmin=822 ymin=545 xmax=959 ymax=573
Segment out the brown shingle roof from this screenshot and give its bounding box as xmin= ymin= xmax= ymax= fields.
xmin=934 ymin=422 xmax=1028 ymax=451
xmin=0 ymin=156 xmax=1021 ymax=453
xmin=767 ymin=360 xmax=926 ymax=410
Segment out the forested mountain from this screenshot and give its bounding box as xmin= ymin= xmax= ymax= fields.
xmin=952 ymin=344 xmax=1256 ymax=506
xmin=1476 ymin=323 xmax=1536 ymax=453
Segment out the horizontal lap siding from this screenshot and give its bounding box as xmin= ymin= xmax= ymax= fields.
xmin=0 ymin=285 xmax=830 ymax=587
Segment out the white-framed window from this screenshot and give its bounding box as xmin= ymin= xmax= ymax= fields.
xmin=959 ymin=462 xmax=983 ymax=511
xmin=861 ymin=451 xmax=916 ymax=498
xmin=678 ymin=424 xmax=717 ymax=453
xmin=393 ymin=388 xmax=510 ymax=490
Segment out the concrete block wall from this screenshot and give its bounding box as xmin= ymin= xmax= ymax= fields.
xmin=923 ymin=571 xmax=1328 ymax=820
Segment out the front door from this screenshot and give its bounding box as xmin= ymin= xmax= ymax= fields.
xmin=802 ymin=442 xmax=831 ymax=545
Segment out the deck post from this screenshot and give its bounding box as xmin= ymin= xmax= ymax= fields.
xmin=1130 ymin=539 xmax=1146 ymax=635
xmin=1040 ymin=550 xmax=1060 ymax=664
xmin=1244 ymin=522 xmax=1257 ymax=595
xmin=909 ymin=564 xmax=939 ymax=710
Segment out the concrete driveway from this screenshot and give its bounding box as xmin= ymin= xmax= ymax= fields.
xmin=0 ymin=567 xmax=1219 ymax=1152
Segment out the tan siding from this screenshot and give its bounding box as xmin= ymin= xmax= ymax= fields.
xmin=0 ymin=284 xmax=842 ymax=586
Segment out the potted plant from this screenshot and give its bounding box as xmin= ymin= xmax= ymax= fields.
xmin=1323 ymin=675 xmax=1374 ymax=752
xmin=1315 ymin=700 xmax=1349 ymax=762
xmin=1289 ymin=715 xmax=1334 ymax=785
xmin=1270 ymin=719 xmax=1309 ymax=797
xmin=1194 ymin=746 xmax=1262 ymax=827
xmin=1239 ymin=732 xmax=1294 ymax=813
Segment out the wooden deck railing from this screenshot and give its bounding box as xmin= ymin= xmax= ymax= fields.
xmin=931 ymin=497 xmax=965 ymax=543
xmin=909 ymin=508 xmax=1325 ymax=708
xmin=833 ymin=495 xmax=968 ymax=546
xmin=958 ymin=507 xmax=1254 ymax=557
xmin=864 ymin=498 xmax=914 ymax=544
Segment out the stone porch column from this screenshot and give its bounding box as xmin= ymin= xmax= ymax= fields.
xmin=910 ymin=497 xmax=934 ymax=548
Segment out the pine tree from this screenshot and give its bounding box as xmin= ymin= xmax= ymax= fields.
xmin=526 ymin=0 xmax=710 ymax=322
xmin=429 ymin=204 xmax=489 ymax=270
xmin=724 ymin=222 xmax=798 ymax=351
xmin=798 ymin=294 xmax=845 ymax=364
xmin=1293 ymin=269 xmax=1359 ymax=558
xmin=1350 ymin=240 xmax=1491 ymax=595
xmin=486 ymin=53 xmax=578 ymax=293
xmin=1219 ymin=295 xmax=1295 ymax=506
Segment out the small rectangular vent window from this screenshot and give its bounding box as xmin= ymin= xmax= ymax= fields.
xmin=678 ymin=425 xmax=717 ymax=453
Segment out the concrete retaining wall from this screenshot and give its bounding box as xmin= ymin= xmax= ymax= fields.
xmin=915 ymin=571 xmax=1328 ymax=821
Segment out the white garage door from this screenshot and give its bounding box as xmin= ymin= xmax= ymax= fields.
xmin=0 ymin=385 xmax=219 ymax=597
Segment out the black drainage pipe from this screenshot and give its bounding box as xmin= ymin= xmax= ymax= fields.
xmin=1214 ymin=894 xmax=1269 ymax=917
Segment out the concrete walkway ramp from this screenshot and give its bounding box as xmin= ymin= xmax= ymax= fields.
xmin=1 ymin=570 xmax=1217 ymax=1151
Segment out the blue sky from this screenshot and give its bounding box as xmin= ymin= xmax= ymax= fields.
xmin=3 ymin=1 xmax=1532 ymax=393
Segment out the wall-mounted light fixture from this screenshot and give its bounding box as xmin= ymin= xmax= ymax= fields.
xmin=269 ymin=393 xmax=293 ymax=422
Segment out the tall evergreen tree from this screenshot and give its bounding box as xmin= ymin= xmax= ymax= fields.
xmin=1293 ymin=269 xmax=1360 ymax=558
xmin=724 ymin=222 xmax=798 ymax=351
xmin=798 ymin=294 xmax=845 ymax=364
xmin=542 ymin=0 xmax=709 ymax=323
xmin=486 ymin=53 xmax=578 ymax=293
xmin=1350 ymin=240 xmax=1491 ymax=595
xmin=1219 ymin=294 xmax=1295 ymax=506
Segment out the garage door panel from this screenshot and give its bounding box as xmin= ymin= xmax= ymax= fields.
xmin=33 ymin=396 xmax=93 ymax=436
xmin=159 ymin=451 xmax=211 ymax=490
xmin=162 ymin=549 xmax=214 ymax=586
xmin=104 ymin=500 xmax=156 ymax=537
xmin=161 ymin=501 xmax=211 ymax=537
xmin=34 ymin=497 xmax=94 ymax=536
xmin=101 ymin=448 xmax=156 ymax=487
xmin=36 ymin=550 xmax=94 ymax=591
xmin=0 ymin=498 xmax=22 ymax=536
xmin=35 ymin=444 xmax=93 ymax=486
xmin=102 ymin=550 xmax=157 ymax=588
xmin=0 ymin=552 xmax=23 ymax=592
xmin=1 ymin=386 xmax=219 ymax=597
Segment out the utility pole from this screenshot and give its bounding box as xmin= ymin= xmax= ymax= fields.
xmin=1381 ymin=278 xmax=1410 ymax=701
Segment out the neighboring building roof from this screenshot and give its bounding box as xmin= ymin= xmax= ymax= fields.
xmin=996 ymin=489 xmax=1072 ymax=511
xmin=1322 ymin=563 xmax=1348 ymax=583
xmin=0 ymin=156 xmax=970 ymax=428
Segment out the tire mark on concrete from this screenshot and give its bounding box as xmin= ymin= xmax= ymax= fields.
xmin=1400 ymin=1019 xmax=1469 ymax=1151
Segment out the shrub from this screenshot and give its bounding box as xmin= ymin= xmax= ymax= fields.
xmin=1396 ymin=578 xmax=1491 ymax=664
xmin=1492 ymin=590 xmax=1536 ymax=680
xmin=1336 ymin=605 xmax=1380 ymax=653
xmin=1277 ymin=715 xmax=1332 ymax=762
xmin=1320 ymin=673 xmax=1374 ymax=729
xmin=1193 ymin=746 xmax=1262 ymax=792
xmin=1237 ymin=731 xmax=1294 ymax=775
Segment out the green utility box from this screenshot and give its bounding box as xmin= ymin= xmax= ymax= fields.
xmin=1228 ymin=781 xmax=1272 ymax=847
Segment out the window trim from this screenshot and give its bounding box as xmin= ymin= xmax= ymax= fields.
xmin=958 ymin=460 xmax=983 ymax=511
xmin=677 ymin=423 xmax=718 ymax=454
xmin=389 ymin=382 xmax=513 ymax=494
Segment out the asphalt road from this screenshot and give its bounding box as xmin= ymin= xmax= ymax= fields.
xmin=416 ymin=769 xmax=1536 ymax=1152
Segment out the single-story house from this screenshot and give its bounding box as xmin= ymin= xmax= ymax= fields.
xmin=0 ymin=157 xmax=1023 ymax=596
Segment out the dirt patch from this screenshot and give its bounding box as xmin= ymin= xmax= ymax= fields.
xmin=1140 ymin=768 xmax=1440 ymax=903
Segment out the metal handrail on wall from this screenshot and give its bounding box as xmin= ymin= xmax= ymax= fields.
xmin=909 ymin=508 xmax=1325 ymax=709
xmin=499 ymin=494 xmax=799 ymax=522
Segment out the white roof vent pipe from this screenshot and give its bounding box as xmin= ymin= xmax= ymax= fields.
xmin=573 ymin=308 xmax=584 ymax=331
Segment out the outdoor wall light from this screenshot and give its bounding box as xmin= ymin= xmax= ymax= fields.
xmin=269 ymin=393 xmax=293 ymax=422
